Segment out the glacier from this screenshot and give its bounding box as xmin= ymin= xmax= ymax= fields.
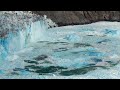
xmin=1 ymin=12 xmax=120 ymax=79
xmin=0 ymin=11 xmax=57 ymax=60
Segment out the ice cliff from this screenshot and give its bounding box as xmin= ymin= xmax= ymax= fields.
xmin=0 ymin=11 xmax=57 ymax=60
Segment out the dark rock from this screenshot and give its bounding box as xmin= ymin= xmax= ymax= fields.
xmin=33 ymin=11 xmax=120 ymax=26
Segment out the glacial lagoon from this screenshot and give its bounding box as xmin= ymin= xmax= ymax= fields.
xmin=1 ymin=21 xmax=120 ymax=79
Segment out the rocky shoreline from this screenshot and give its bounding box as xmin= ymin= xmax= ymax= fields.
xmin=33 ymin=11 xmax=120 ymax=26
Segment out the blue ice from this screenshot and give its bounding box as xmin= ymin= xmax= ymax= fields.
xmin=104 ymin=29 xmax=117 ymax=35
xmin=64 ymin=33 xmax=81 ymax=42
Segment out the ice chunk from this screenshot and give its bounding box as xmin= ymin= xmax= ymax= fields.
xmin=64 ymin=33 xmax=81 ymax=42
xmin=104 ymin=29 xmax=117 ymax=35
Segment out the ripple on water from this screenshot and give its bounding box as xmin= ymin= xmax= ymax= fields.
xmin=97 ymin=39 xmax=111 ymax=44
xmin=24 ymin=60 xmax=39 ymax=64
xmin=53 ymin=47 xmax=69 ymax=52
xmin=59 ymin=66 xmax=97 ymax=76
xmin=71 ymin=51 xmax=105 ymax=57
xmin=33 ymin=55 xmax=48 ymax=61
xmin=73 ymin=43 xmax=92 ymax=48
xmin=24 ymin=65 xmax=67 ymax=75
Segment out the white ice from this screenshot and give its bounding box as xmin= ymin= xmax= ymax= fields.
xmin=1 ymin=12 xmax=120 ymax=79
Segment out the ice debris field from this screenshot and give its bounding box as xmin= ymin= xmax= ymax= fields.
xmin=1 ymin=12 xmax=120 ymax=79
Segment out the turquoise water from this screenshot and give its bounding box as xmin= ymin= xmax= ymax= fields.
xmin=1 ymin=21 xmax=120 ymax=79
